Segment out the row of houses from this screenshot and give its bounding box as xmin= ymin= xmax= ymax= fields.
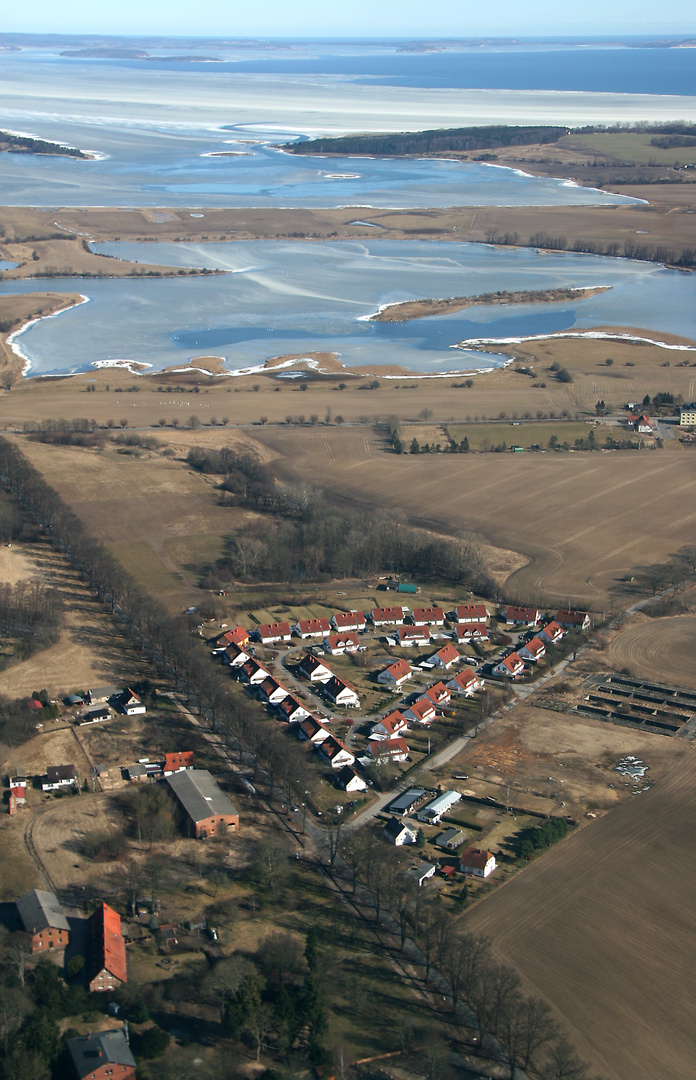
xmin=229 ymin=650 xmax=362 ymax=711
xmin=491 ymin=618 xmax=568 ymax=679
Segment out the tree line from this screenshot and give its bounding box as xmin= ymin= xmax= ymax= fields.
xmin=282 ymin=125 xmax=570 ymax=156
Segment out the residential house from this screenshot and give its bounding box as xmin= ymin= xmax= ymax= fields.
xmin=388 ymin=787 xmax=426 ymax=815
xmin=336 ymin=765 xmax=368 ymax=792
xmin=539 ymin=620 xmax=564 ymax=646
xmin=222 ymin=642 xmax=251 ymax=668
xmin=299 ymin=653 xmax=334 ymax=683
xmin=211 ymin=625 xmax=249 ymax=651
xmin=555 ymin=609 xmax=592 ymax=631
xmin=408 ymin=863 xmax=436 ymax=887
xmin=277 ymin=694 xmax=311 ymax=723
xmin=78 ymin=706 xmax=110 ymax=726
xmin=397 ymin=625 xmax=431 ymax=647
xmin=424 ymin=682 xmax=451 ymax=706
xmin=630 ymin=412 xmax=653 ymax=434
xmin=115 ymin=689 xmax=146 ymax=716
xmin=492 ymin=653 xmax=526 ymax=678
xmin=16 ymin=889 xmax=70 ymax=953
xmin=417 ymin=790 xmax=461 ymax=824
xmin=447 ymin=603 xmax=488 ymax=624
xmin=166 ymin=769 xmax=239 ymax=838
xmin=383 ymin=816 xmax=417 ymax=845
xmin=9 ymin=779 xmax=26 ymax=807
xmin=163 ymin=751 xmax=194 ymax=776
xmin=370 ymin=606 xmax=406 ymax=627
xmin=331 ymin=610 xmax=366 ymax=632
xmin=298 ymin=716 xmax=330 ymax=744
xmin=369 ymin=710 xmax=409 ymax=741
xmin=67 ymin=1029 xmax=136 ymax=1080
xmin=87 ymin=686 xmax=119 ymax=705
xmin=460 ymin=847 xmax=497 ymax=878
xmin=518 ymin=637 xmax=546 ymax=663
xmin=318 ymin=735 xmax=355 ymax=769
xmin=378 ymin=658 xmax=412 ymax=689
xmin=126 ymin=761 xmax=162 ymax=782
xmin=446 ymin=668 xmax=484 ymax=696
xmin=452 ymin=623 xmax=489 ymax=643
xmin=323 ymin=632 xmax=360 ymax=655
xmin=86 ymin=902 xmax=127 ymax=992
xmin=367 ymin=737 xmax=409 ymax=764
xmin=239 ymin=658 xmax=272 ymax=686
xmin=435 ymin=827 xmax=467 ymax=851
xmin=323 ymin=675 xmax=360 ymax=708
xmin=256 ymin=621 xmax=292 ymax=645
xmin=294 ymin=617 xmax=332 ymax=640
xmin=410 ymin=606 xmax=445 ymax=627
xmin=257 ymin=676 xmax=290 ymax=705
xmin=505 ymin=606 xmax=542 ymax=626
xmin=42 ymin=764 xmax=77 ymax=792
xmin=402 ymin=697 xmax=437 ymax=725
xmin=428 ymin=643 xmax=461 ymax=670
xmin=679 ymin=402 xmax=696 ymax=427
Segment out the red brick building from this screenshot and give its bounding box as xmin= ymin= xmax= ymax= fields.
xmin=86 ymin=902 xmax=127 ymax=992
xmin=67 ymin=1029 xmax=136 ymax=1080
xmin=166 ymin=769 xmax=239 ymax=838
xmin=16 ymin=889 xmax=70 ymax=953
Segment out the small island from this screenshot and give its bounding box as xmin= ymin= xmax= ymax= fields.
xmin=369 ymin=286 xmax=611 ymax=322
xmin=0 ymin=130 xmax=88 ymax=159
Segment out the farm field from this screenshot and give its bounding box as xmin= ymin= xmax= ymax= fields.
xmin=604 ymin=611 xmax=696 ymax=690
xmin=254 ymin=424 xmax=696 ymax=608
xmin=463 ymin=749 xmax=696 ymax=1080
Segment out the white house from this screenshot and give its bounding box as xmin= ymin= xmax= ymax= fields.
xmin=299 ymin=654 xmax=334 ymax=683
xmin=460 ymin=847 xmax=497 ymax=878
xmin=370 ymin=606 xmax=406 ymax=627
xmin=369 ymin=710 xmax=409 ymax=741
xmin=518 ymin=636 xmax=546 ymax=663
xmin=402 ymin=697 xmax=437 ymax=725
xmin=397 ymin=626 xmax=431 ymax=647
xmin=539 ymin=621 xmax=564 ymax=646
xmin=222 ymin=642 xmax=251 ymax=668
xmin=337 ymin=765 xmax=368 ymax=792
xmin=367 ymin=737 xmax=409 ymax=764
xmin=555 ymin=609 xmax=592 ymax=631
xmin=505 ymin=606 xmax=542 ymax=626
xmin=318 ymin=735 xmax=355 ymax=769
xmin=377 ymin=658 xmax=412 ymax=689
xmin=258 ymin=676 xmax=290 ymax=705
xmin=277 ymin=694 xmax=311 ymax=723
xmin=256 ymin=621 xmax=292 ymax=645
xmin=428 ymin=643 xmax=460 ymax=670
xmin=492 ymin=653 xmax=525 ymax=678
xmin=331 ymin=610 xmax=366 ymax=632
xmin=323 ymin=676 xmax=361 ymax=709
xmin=424 ymin=681 xmax=451 ymax=706
xmin=447 ymin=603 xmax=488 ymax=624
xmin=42 ymin=765 xmax=77 ymax=792
xmin=297 ymin=716 xmax=330 ymax=744
xmin=408 ymin=862 xmax=437 ymax=887
xmin=411 ymin=606 xmax=445 ymax=627
xmin=323 ymin=632 xmax=360 ymax=655
xmin=446 ymin=668 xmax=484 ymax=697
xmin=452 ymin=623 xmax=489 ymax=643
xmin=294 ymin=617 xmax=332 ymax=639
xmin=240 ymin=659 xmax=272 ymax=686
xmin=384 ymin=816 xmax=417 ymax=845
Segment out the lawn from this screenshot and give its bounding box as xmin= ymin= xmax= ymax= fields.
xmin=447 ymin=420 xmax=594 ymax=451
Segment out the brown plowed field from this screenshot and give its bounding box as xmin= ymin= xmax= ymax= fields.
xmin=255 ymin=426 xmax=696 ymax=607
xmin=605 ymin=613 xmax=696 ymax=690
xmin=463 ymin=749 xmax=696 ymax=1080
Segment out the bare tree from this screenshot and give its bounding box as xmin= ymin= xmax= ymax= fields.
xmin=541 ymin=1036 xmax=592 ymax=1080
xmin=245 ymin=1001 xmax=276 ymax=1061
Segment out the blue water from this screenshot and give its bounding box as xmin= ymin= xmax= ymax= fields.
xmin=4 ymin=240 xmax=695 ymax=377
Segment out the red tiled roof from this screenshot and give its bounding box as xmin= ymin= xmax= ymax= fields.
xmin=164 ymin=751 xmax=194 ymax=772
xmin=460 ymin=847 xmax=494 ymax=871
xmin=322 ymin=735 xmax=350 ymax=760
xmin=397 ymin=625 xmax=430 ymax=641
xmin=407 ymin=697 xmax=436 ymax=722
xmin=506 ymin=606 xmax=540 ymax=622
xmin=453 ymin=623 xmax=488 ymax=639
xmin=369 ymin=737 xmax=408 ymax=758
xmin=434 ymin=643 xmax=460 ymax=664
xmin=384 ymin=658 xmax=411 ymax=680
xmin=426 ymin=681 xmax=450 ymax=704
xmin=332 ymin=610 xmax=365 ymax=629
xmin=555 ymin=609 xmax=590 ymax=627
xmin=90 ymin=902 xmax=127 ymax=984
xmin=451 ymin=603 xmax=488 ymax=622
xmin=521 ymin=636 xmax=545 ymax=657
xmin=498 ymin=653 xmax=524 ymax=673
xmin=325 ymin=632 xmax=360 ymax=650
xmin=297 ymin=617 xmax=331 ymax=635
xmin=371 ymin=606 xmax=405 ymax=622
xmin=258 ymin=621 xmax=291 ymax=639
xmin=412 ymin=607 xmax=445 ymax=624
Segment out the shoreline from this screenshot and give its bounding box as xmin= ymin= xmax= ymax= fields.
xmin=364 ymin=285 xmax=612 ymax=323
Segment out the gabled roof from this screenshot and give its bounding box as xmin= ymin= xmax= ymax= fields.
xmin=166 ymin=769 xmax=238 ymax=823
xmin=383 ymin=658 xmax=411 ymax=680
xmin=555 ymin=609 xmax=590 ymax=627
xmin=88 ymin=902 xmax=127 ymax=984
xmin=46 ymin=764 xmax=76 ymax=782
xmin=425 ymin=681 xmax=450 ymax=704
xmin=17 ymin=889 xmax=69 ymax=934
xmin=164 ymin=751 xmax=194 ymax=772
xmin=460 ymin=847 xmax=495 ymax=870
xmin=432 ymin=643 xmax=460 ymax=665
xmin=277 ymin=694 xmax=308 ymax=720
xmin=397 ymin=625 xmax=430 ymax=641
xmin=320 ymin=734 xmax=352 ymax=761
xmin=259 ymin=675 xmax=289 ymax=699
xmin=496 ymin=653 xmax=524 ymax=673
xmin=447 ymin=668 xmax=481 ymax=692
xmin=449 ymin=603 xmax=488 ymax=621
xmin=257 ymin=621 xmax=291 ymax=639
xmin=412 ymin=606 xmax=445 ymax=624
xmin=453 ymin=622 xmax=489 ymax=639
xmin=299 ymin=715 xmax=329 ymax=741
xmin=405 ymin=698 xmax=436 ymax=722
xmin=68 ymin=1029 xmax=136 ymax=1079
xmin=300 ymin=653 xmax=333 ymax=675
xmin=540 ymin=620 xmax=563 ymax=639
xmin=325 ymin=675 xmax=358 ymax=698
xmin=521 ymin=636 xmax=545 ymax=657
xmin=371 ymin=606 xmax=405 ymax=622
xmin=241 ymin=658 xmax=269 ymax=680
xmin=296 ymin=617 xmax=331 ymax=635
xmin=332 ymin=610 xmax=366 ymax=628
xmin=373 ymin=710 xmax=408 ymax=736
xmin=505 ymin=606 xmax=541 ymax=622
xmin=224 ymin=641 xmax=249 ymax=661
xmin=324 ymin=632 xmax=360 ymax=650
xmin=368 ymin=736 xmax=408 ymax=758
xmin=219 ymin=624 xmax=249 ymax=646
xmin=384 ymin=815 xmax=415 ymax=840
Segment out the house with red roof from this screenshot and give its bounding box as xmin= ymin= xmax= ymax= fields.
xmin=163 ymin=751 xmax=194 ymax=776
xmin=240 ymin=658 xmax=271 ymax=686
xmin=323 ymin=632 xmax=360 ymax=655
xmin=370 ymin=606 xmax=405 ymax=627
xmin=411 ymin=606 xmax=445 ymax=627
xmin=367 ymin=737 xmax=409 ymax=765
xmin=256 ymin=621 xmax=292 ymax=644
xmin=555 ymin=609 xmax=591 ymax=631
xmin=492 ymin=653 xmax=526 ymax=678
xmin=323 ymin=676 xmax=360 ymax=708
xmin=402 ymin=697 xmax=437 ymax=725
xmin=518 ymin=637 xmax=546 ymax=663
xmin=447 ymin=603 xmax=488 ymax=624
xmin=446 ymin=668 xmax=484 ymax=696
xmin=86 ymin=902 xmax=127 ymax=992
xmin=297 ymin=716 xmax=330 ymax=744
xmin=460 ymin=847 xmax=497 ymax=878
xmin=299 ymin=653 xmax=334 ymax=683
xmin=369 ymin=710 xmax=409 ymax=741
xmin=294 ymin=617 xmax=332 ymax=639
xmin=452 ymin=623 xmax=489 ymax=643
xmin=331 ymin=610 xmax=366 ymax=632
xmin=318 ymin=735 xmax=355 ymax=769
xmin=429 ymin=643 xmax=460 ymax=670
xmin=377 ymin=658 xmax=412 ymax=689
xmin=258 ymin=676 xmax=290 ymax=705
xmin=277 ymin=694 xmax=311 ymax=723
xmin=425 ymin=681 xmax=451 ymax=706
xmin=222 ymin=641 xmax=251 ymax=668
xmin=211 ymin=625 xmax=249 ymax=652
xmin=539 ymin=620 xmax=564 ymax=645
xmin=505 ymin=606 xmax=542 ymax=626
xmin=397 ymin=625 xmax=431 ymax=646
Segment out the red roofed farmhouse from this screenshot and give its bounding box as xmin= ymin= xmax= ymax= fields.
xmin=86 ymin=902 xmax=127 ymax=992
xmin=460 ymin=847 xmax=497 ymax=878
xmin=555 ymin=609 xmax=591 ymax=631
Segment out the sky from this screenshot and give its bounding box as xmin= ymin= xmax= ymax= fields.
xmin=4 ymin=0 xmax=696 ymax=38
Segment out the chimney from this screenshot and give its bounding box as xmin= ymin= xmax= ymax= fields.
xmin=123 ymin=1020 xmax=130 ymax=1045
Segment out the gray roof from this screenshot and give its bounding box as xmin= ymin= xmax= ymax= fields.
xmin=388 ymin=787 xmax=426 ymax=814
xmin=16 ymin=889 xmax=69 ymax=934
xmin=67 ymin=1029 xmax=136 ymax=1078
xmin=435 ymin=827 xmax=467 ymax=849
xmin=166 ymin=769 xmax=238 ymax=823
xmin=384 ymin=815 xmax=415 ymax=840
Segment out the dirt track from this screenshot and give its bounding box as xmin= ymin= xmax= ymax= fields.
xmin=463 ymin=748 xmax=696 ymax=1080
